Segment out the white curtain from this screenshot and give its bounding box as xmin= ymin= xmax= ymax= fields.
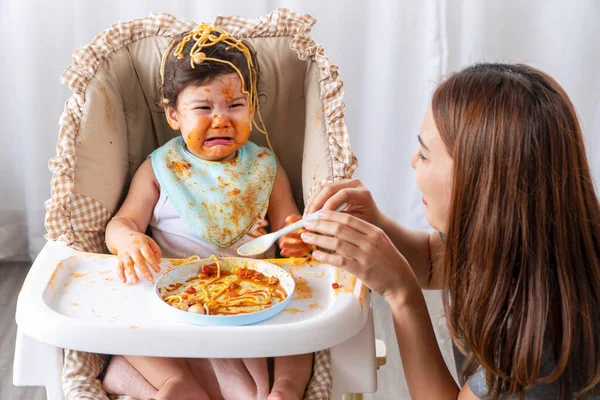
xmin=1 ymin=0 xmax=599 ymax=396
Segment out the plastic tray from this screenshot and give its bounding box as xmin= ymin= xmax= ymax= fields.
xmin=16 ymin=240 xmax=370 ymax=358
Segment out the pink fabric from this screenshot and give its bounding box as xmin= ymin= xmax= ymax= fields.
xmin=102 ymin=356 xmax=270 ymax=400
xmin=102 ymin=356 xmax=157 ymax=399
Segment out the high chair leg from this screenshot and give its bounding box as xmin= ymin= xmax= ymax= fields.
xmin=13 ymin=328 xmax=64 ymax=400
xmin=342 ymin=394 xmax=365 ymax=400
xmin=331 ymin=306 xmax=377 ymax=398
xmin=376 ymin=339 xmax=387 ymax=369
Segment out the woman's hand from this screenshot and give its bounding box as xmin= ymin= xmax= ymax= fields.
xmin=304 ymin=179 xmax=383 ymax=227
xmin=114 ymin=232 xmax=162 ymax=284
xmin=301 ymin=210 xmax=420 ymax=302
xmin=278 ymin=214 xmax=313 ymax=257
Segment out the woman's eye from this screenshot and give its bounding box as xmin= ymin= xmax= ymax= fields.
xmin=418 ymin=151 xmax=427 ymax=161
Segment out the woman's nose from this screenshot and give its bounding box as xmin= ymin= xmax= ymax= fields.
xmin=410 ymin=151 xmax=418 ymax=169
xmin=211 ymin=114 xmax=231 ymax=129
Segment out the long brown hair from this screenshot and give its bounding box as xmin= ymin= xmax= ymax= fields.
xmin=432 ymin=63 xmax=600 ymax=399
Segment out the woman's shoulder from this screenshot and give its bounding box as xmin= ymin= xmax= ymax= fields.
xmin=464 ymin=352 xmax=600 ymax=399
xmin=467 ymin=367 xmax=558 ymax=399
xmin=455 ymin=345 xmax=577 ymax=399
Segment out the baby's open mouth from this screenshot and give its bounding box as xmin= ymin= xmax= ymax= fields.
xmin=204 ymin=137 xmax=234 ymax=146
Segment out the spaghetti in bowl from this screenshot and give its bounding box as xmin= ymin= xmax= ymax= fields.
xmin=155 ymin=256 xmax=295 ymax=326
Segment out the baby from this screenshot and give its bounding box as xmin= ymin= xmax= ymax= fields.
xmin=104 ymin=24 xmax=312 ymax=400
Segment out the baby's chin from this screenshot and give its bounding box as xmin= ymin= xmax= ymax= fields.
xmin=197 ymin=144 xmax=241 ymax=161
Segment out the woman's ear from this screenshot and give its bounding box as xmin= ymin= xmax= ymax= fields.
xmin=165 ymin=106 xmax=180 ymax=130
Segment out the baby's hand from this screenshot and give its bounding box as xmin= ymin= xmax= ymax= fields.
xmin=279 ymin=214 xmax=313 ymax=257
xmin=115 ymin=232 xmax=162 ymax=284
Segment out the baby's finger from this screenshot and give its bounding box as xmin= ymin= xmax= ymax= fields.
xmin=123 ymin=255 xmax=139 ymax=283
xmin=281 ymin=229 xmax=304 ymax=241
xmin=132 ymin=250 xmax=154 ymax=282
xmin=281 ymin=246 xmax=312 ymax=257
xmin=140 ymin=241 xmax=161 ymax=273
xmin=280 ymin=237 xmax=308 ymax=250
xmin=285 ymin=214 xmax=302 ymax=225
xmin=147 ymin=238 xmax=163 ymax=261
xmin=117 ymin=258 xmax=126 ymax=283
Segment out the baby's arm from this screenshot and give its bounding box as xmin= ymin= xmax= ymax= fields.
xmin=267 ymin=162 xmax=301 ymax=231
xmin=267 ymin=162 xmax=312 ymax=257
xmin=105 ymin=158 xmax=162 ymax=283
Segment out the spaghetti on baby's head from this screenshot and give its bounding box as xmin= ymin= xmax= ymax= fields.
xmin=160 ymin=24 xmax=262 ymax=112
xmin=159 ymin=24 xmax=268 ymax=161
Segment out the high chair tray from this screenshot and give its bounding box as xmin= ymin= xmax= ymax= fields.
xmin=16 ymin=240 xmax=370 ymax=358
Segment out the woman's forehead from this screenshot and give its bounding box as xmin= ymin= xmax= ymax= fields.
xmin=419 ymin=107 xmax=441 ymax=148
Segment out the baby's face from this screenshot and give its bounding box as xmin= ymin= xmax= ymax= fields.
xmin=166 ymin=73 xmax=252 ymax=161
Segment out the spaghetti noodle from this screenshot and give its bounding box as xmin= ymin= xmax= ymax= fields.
xmin=159 ymin=23 xmax=273 ymax=152
xmin=161 ymin=256 xmax=287 ymax=315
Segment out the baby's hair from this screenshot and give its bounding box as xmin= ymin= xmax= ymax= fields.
xmin=160 ymin=24 xmax=269 ymax=142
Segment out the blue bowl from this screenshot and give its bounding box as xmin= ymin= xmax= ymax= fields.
xmin=155 ymin=257 xmax=295 ymax=326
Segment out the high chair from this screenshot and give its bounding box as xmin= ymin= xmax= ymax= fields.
xmin=13 ymin=9 xmax=386 ymax=399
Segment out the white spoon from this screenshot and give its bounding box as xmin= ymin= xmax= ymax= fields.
xmin=236 ymin=202 xmax=348 ymax=257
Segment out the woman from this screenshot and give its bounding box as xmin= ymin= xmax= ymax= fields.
xmin=301 ymin=63 xmax=600 ymax=399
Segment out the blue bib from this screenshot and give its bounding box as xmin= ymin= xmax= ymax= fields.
xmin=151 ymin=137 xmax=277 ymax=248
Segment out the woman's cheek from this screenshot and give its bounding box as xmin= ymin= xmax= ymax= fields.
xmin=414 ymin=167 xmax=427 ymax=197
xmin=429 ymin=183 xmax=452 ymax=233
xmin=415 ymin=168 xmax=441 ymax=228
xmin=439 ymin=187 xmax=452 ymax=231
